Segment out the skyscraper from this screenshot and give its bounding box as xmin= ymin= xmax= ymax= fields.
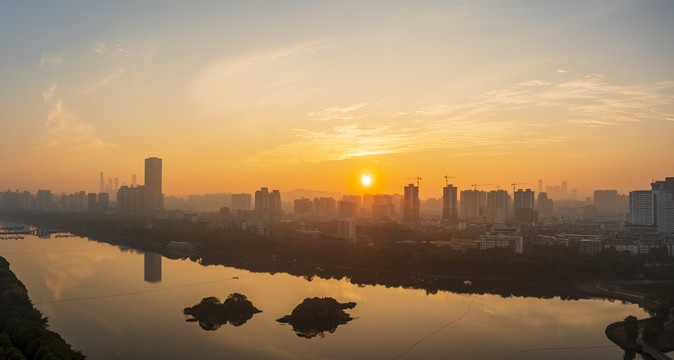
xmin=100 ymin=172 xmax=105 ymax=193
xmin=514 ymin=189 xmax=536 ymax=223
xmin=442 ymin=184 xmax=458 ymax=220
xmin=144 ymin=157 xmax=163 ymax=213
xmin=460 ymin=190 xmax=486 ymax=220
xmin=403 ymin=183 xmax=420 ymax=225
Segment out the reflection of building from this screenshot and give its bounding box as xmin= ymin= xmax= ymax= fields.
xmin=144 ymin=252 xmax=162 ymax=283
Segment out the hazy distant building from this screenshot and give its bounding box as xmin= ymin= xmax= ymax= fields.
xmin=255 ymin=187 xmax=282 ymax=220
xmin=486 ymin=190 xmax=510 ymax=223
xmin=372 ymin=194 xmax=394 ymax=222
xmin=117 ymin=185 xmax=145 ymax=214
xmin=36 ymin=190 xmax=52 ymax=211
xmin=87 ymin=193 xmax=98 ymax=213
xmin=294 ymin=198 xmax=313 ymax=216
xmin=0 ymin=190 xmax=31 ymax=210
xmin=100 ymin=172 xmax=105 ymax=193
xmin=403 ymin=184 xmax=420 ymax=225
xmin=514 ymin=189 xmax=537 ymax=223
xmin=98 ymin=192 xmax=110 ymax=213
xmin=461 ymin=190 xmax=486 ymax=220
xmin=313 ymin=197 xmax=336 ymax=218
xmin=338 ymin=200 xmax=357 ymax=218
xmin=442 ymin=184 xmax=458 ymax=220
xmin=231 ymin=193 xmax=252 ymax=211
xmin=537 ymin=192 xmax=554 ymax=218
xmin=144 ymin=157 xmax=163 ymax=213
xmin=594 ymin=190 xmax=618 ymax=215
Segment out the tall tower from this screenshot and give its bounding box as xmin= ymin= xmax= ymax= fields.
xmin=403 ymin=183 xmax=420 ymax=225
xmin=100 ymin=172 xmax=105 ymax=193
xmin=442 ymin=184 xmax=458 ymax=220
xmin=144 ymin=157 xmax=163 ymax=213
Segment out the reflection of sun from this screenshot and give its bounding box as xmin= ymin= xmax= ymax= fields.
xmin=361 ymin=174 xmax=372 ymax=186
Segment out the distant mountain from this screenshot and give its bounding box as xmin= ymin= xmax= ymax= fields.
xmin=281 ymin=189 xmax=344 ymax=201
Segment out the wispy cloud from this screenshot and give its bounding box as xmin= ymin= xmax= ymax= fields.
xmin=243 ymin=74 xmax=672 ymax=166
xmin=92 ymin=41 xmax=108 ymax=53
xmin=35 ymin=84 xmax=115 ymax=163
xmin=39 ymin=52 xmax=64 ymax=68
xmin=192 ymin=40 xmax=334 ymax=116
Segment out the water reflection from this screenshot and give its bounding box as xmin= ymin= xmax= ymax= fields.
xmin=144 ymin=252 xmax=162 ymax=283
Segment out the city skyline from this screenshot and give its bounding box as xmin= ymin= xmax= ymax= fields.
xmin=1 ymin=1 xmax=673 ymax=198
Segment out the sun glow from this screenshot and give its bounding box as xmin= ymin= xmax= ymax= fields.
xmin=361 ymin=174 xmax=372 ymax=187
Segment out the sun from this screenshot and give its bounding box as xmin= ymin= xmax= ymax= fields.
xmin=361 ymin=174 xmax=372 ymax=187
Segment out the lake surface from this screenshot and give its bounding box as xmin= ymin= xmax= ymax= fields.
xmin=0 ymin=222 xmax=664 ymax=360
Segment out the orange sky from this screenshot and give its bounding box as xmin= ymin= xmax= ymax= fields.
xmin=1 ymin=1 xmax=673 ymax=198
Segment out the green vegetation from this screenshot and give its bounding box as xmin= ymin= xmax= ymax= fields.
xmin=183 ymin=293 xmax=261 ymax=330
xmin=0 ymin=256 xmax=84 ymax=360
xmin=606 ymin=298 xmax=674 ymax=355
xmin=277 ymin=297 xmax=356 ymax=338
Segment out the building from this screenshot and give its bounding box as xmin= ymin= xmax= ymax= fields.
xmin=338 ymin=200 xmax=357 ymax=218
xmin=372 ymin=194 xmax=394 ymax=222
xmin=144 ymin=157 xmax=163 ymax=213
xmin=117 ymin=185 xmax=145 ymax=214
xmin=514 ymin=189 xmax=537 ymax=223
xmin=442 ymin=184 xmax=458 ymax=220
xmin=486 ymin=190 xmax=510 ymax=223
xmin=231 ymin=193 xmax=252 ymax=211
xmin=87 ymin=193 xmax=98 ymax=213
xmin=537 ymin=192 xmax=554 ymax=218
xmin=36 ymin=190 xmax=52 ymax=211
xmin=144 ymin=252 xmax=162 ymax=283
xmin=294 ymin=198 xmax=313 ymax=216
xmin=629 ymin=190 xmax=655 ymax=226
xmin=98 ymin=192 xmax=110 ymax=213
xmin=594 ymin=190 xmax=618 ymax=215
xmin=313 ymin=197 xmax=336 ymax=218
xmin=255 ymin=187 xmax=282 ymax=220
xmin=402 ymin=183 xmax=420 ymax=225
xmin=479 ymin=225 xmax=523 ymax=253
xmin=337 ymin=218 xmax=357 ymax=243
xmin=460 ymin=190 xmax=486 ymax=220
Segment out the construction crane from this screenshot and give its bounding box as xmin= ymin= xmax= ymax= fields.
xmin=511 ymin=182 xmax=527 ymax=192
xmin=444 ymin=175 xmax=455 ymax=186
xmin=404 ymin=176 xmax=423 ymax=186
xmin=471 ymin=183 xmax=493 ymax=190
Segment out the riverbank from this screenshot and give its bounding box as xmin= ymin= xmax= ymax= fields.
xmin=0 ymin=256 xmax=85 ymax=359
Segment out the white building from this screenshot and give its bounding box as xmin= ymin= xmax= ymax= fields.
xmin=479 ymin=225 xmax=523 ymax=253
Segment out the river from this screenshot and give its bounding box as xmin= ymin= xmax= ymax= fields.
xmin=0 ymin=222 xmax=662 ymax=359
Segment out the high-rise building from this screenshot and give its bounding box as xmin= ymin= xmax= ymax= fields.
xmin=144 ymin=157 xmax=163 ymax=213
xmin=100 ymin=172 xmax=105 ymax=193
xmin=98 ymin=192 xmax=110 ymax=213
xmin=629 ymin=190 xmax=654 ymax=226
xmin=294 ymin=198 xmax=313 ymax=216
xmin=651 ymin=180 xmax=674 ymax=235
xmin=88 ymin=193 xmax=98 ymax=213
xmin=486 ymin=190 xmax=510 ymax=223
xmin=338 ymin=200 xmax=357 ymax=218
xmin=255 ymin=187 xmax=281 ymax=220
xmin=442 ymin=184 xmax=458 ymax=220
xmin=36 ymin=190 xmax=52 ymax=211
xmin=538 ymin=179 xmax=543 ymax=194
xmin=514 ymin=189 xmax=536 ymax=223
xmin=337 ymin=218 xmax=356 ymax=243
xmin=594 ymin=190 xmax=618 ymax=215
xmin=403 ymin=184 xmax=420 ymax=225
xmin=537 ymin=192 xmax=554 ymax=218
xmin=372 ymin=194 xmax=394 ymax=221
xmin=132 ymin=174 xmax=137 ymax=187
xmin=231 ymin=193 xmax=252 ymax=211
xmin=460 ymin=190 xmax=486 ymax=220
xmin=313 ymin=197 xmax=336 ymax=218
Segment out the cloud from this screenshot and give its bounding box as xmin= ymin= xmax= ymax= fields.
xmin=85 ymin=67 xmax=126 ymax=93
xmin=42 ymin=83 xmax=58 ymax=102
xmin=192 ymin=41 xmax=334 ymax=116
xmin=242 ymin=74 xmax=672 ymax=167
xmin=39 ymin=52 xmax=64 ymax=68
xmin=557 ymin=69 xmax=568 ymax=73
xmin=308 ymin=103 xmax=368 ymax=121
xmin=92 ymin=41 xmax=108 ymax=53
xmin=35 ymin=99 xmax=115 ymax=162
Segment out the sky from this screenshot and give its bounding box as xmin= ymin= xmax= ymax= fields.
xmin=1 ymin=0 xmax=673 ymax=199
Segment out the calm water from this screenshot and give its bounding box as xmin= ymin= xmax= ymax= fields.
xmin=0 ymin=224 xmax=661 ymax=359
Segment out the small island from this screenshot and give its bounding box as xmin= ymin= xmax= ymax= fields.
xmin=605 ymin=301 xmax=674 ymax=359
xmin=183 ymin=293 xmax=261 ymax=330
xmin=277 ymin=297 xmax=356 ymax=338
